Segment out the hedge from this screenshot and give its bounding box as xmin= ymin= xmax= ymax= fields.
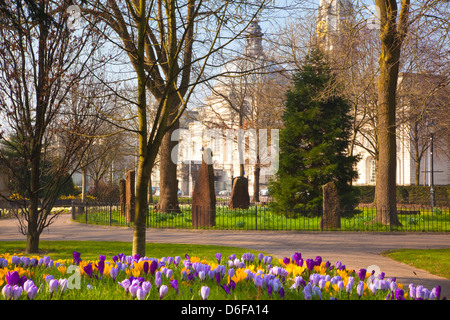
xmin=355 ymin=185 xmax=449 ymax=206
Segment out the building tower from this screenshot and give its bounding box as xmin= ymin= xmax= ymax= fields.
xmin=244 ymin=20 xmax=264 ymax=58
xmin=316 ymin=0 xmax=353 ymax=52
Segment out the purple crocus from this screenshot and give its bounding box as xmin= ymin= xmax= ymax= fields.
xmin=27 ymin=285 xmax=38 ymax=300
xmin=110 ymin=267 xmax=118 ymax=281
xmin=395 ymin=288 xmax=405 ymax=300
xmin=143 ymin=261 xmax=149 ymax=275
xmin=97 ymin=260 xmax=105 ymax=276
xmin=201 ymin=286 xmax=210 ymax=300
xmin=150 ymin=260 xmax=158 ymax=276
xmin=170 ymin=279 xmax=179 ymax=295
xmin=11 ymin=285 xmax=23 ymax=300
xmin=434 ymin=285 xmax=441 ymax=300
xmin=279 ymin=287 xmax=285 ymax=299
xmin=306 ymin=259 xmax=315 ymax=271
xmin=315 ymin=256 xmax=322 ymax=266
xmin=136 ymin=287 xmax=147 ymax=300
xmin=48 ymin=279 xmax=59 ymax=297
xmin=6 ymin=271 xmax=19 ymax=286
xmin=2 ymin=284 xmax=12 ymax=300
xmin=221 ymin=283 xmax=231 ymax=295
xmin=119 ymin=279 xmax=131 ymax=293
xmin=73 ymin=251 xmax=81 ymax=265
xmin=84 ymin=263 xmax=93 ymax=278
xmin=159 ymin=285 xmax=168 ymax=299
xmin=357 ymin=281 xmax=365 ymax=298
xmin=215 ymin=253 xmax=222 ymax=264
xmin=130 ymin=283 xmax=140 ymax=298
xmin=358 ymin=268 xmax=367 ymax=281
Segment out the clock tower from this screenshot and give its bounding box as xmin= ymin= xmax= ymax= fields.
xmin=317 ymin=0 xmax=353 ymax=51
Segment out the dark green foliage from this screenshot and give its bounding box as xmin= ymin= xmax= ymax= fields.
xmin=269 ymin=49 xmax=359 ymax=215
xmin=355 ymin=185 xmax=450 ymax=206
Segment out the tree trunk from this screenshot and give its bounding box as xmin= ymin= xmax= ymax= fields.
xmin=132 ymin=0 xmax=149 ymax=257
xmin=253 ymin=159 xmax=260 ymax=202
xmin=132 ymin=162 xmax=151 ymax=257
xmin=374 ymin=1 xmax=406 ymax=227
xmin=148 ymin=172 xmax=153 ymax=204
xmin=157 ymin=120 xmax=181 ymax=213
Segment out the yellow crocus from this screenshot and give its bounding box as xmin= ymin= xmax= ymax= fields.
xmin=58 ymin=265 xmax=67 ymax=276
xmin=230 ymin=268 xmax=247 ymax=284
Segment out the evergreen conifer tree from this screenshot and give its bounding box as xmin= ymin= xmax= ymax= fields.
xmin=269 ymin=48 xmax=359 ymax=214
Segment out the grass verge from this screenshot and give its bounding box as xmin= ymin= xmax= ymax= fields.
xmin=382 ymin=248 xmax=450 ymax=279
xmin=0 ymin=240 xmax=269 ymax=263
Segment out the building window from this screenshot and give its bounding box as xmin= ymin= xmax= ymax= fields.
xmin=369 ymin=158 xmax=376 ymax=185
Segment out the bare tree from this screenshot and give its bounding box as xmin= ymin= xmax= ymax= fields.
xmin=84 ymin=0 xmax=268 ymax=256
xmin=0 ymin=0 xmax=107 ymax=253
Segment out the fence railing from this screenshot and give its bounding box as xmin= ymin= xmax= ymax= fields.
xmin=70 ymin=201 xmax=450 ymax=232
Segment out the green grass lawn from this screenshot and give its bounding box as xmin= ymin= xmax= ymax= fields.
xmin=382 ymin=248 xmax=450 ymax=279
xmin=0 ymin=240 xmax=269 ymax=263
xmin=73 ymin=205 xmax=450 ymax=232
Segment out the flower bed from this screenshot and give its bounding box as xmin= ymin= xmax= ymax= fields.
xmin=0 ymin=251 xmax=442 ymax=300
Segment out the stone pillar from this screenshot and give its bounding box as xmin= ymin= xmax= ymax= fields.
xmin=229 ymin=176 xmax=250 ymax=210
xmin=319 ymin=181 xmax=341 ymax=229
xmin=125 ymin=170 xmax=135 ymax=223
xmin=192 ymin=148 xmax=216 ymax=228
xmin=119 ymin=179 xmax=126 ymax=217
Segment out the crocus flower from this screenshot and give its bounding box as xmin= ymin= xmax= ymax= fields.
xmin=110 ymin=267 xmax=118 ymax=281
xmin=174 ymin=256 xmax=181 ymax=267
xmin=2 ymin=284 xmax=12 ymax=300
xmin=357 ymin=281 xmax=365 ymax=298
xmin=6 ymin=271 xmax=19 ymax=286
xmin=434 ymin=286 xmax=441 ymax=300
xmin=166 ymin=269 xmax=173 ymax=279
xmin=136 ymin=287 xmax=147 ymax=300
xmin=279 ymin=287 xmax=285 ymax=299
xmin=155 ymin=275 xmax=162 ymax=289
xmin=59 ymin=279 xmax=68 ymax=293
xmin=119 ymin=279 xmax=131 ymax=293
xmin=201 ymin=286 xmax=210 ymax=300
xmin=395 ymin=288 xmax=405 ymax=300
xmin=170 ymin=279 xmax=178 ymax=295
xmin=199 ymin=271 xmax=206 ymax=281
xmin=48 ymin=279 xmax=59 ymax=296
xmin=215 ymin=253 xmax=222 ymax=264
xmin=159 ymin=285 xmax=168 ymax=299
xmin=27 ymin=285 xmax=38 ymax=300
xmin=73 ymin=251 xmax=81 ymax=265
xmin=143 ymin=261 xmax=149 ymax=275
xmin=229 ymin=280 xmax=236 ymax=291
xmin=23 ymin=279 xmax=35 ymax=293
xmin=12 ymin=285 xmax=23 ymax=300
xmin=97 ymin=260 xmax=105 ymax=276
xmin=306 ymin=259 xmax=314 ymax=271
xmin=409 ymin=284 xmax=416 ymax=299
xmin=84 ymin=264 xmax=93 ymax=278
xmin=150 ymin=260 xmax=158 ymax=275
xmin=221 ymin=284 xmax=231 ymax=295
xmin=358 ymin=268 xmax=367 ymax=281
xmin=130 ymin=283 xmax=140 ymax=298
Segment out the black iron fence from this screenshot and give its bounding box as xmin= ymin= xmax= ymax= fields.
xmin=68 ymin=200 xmax=450 ymax=232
